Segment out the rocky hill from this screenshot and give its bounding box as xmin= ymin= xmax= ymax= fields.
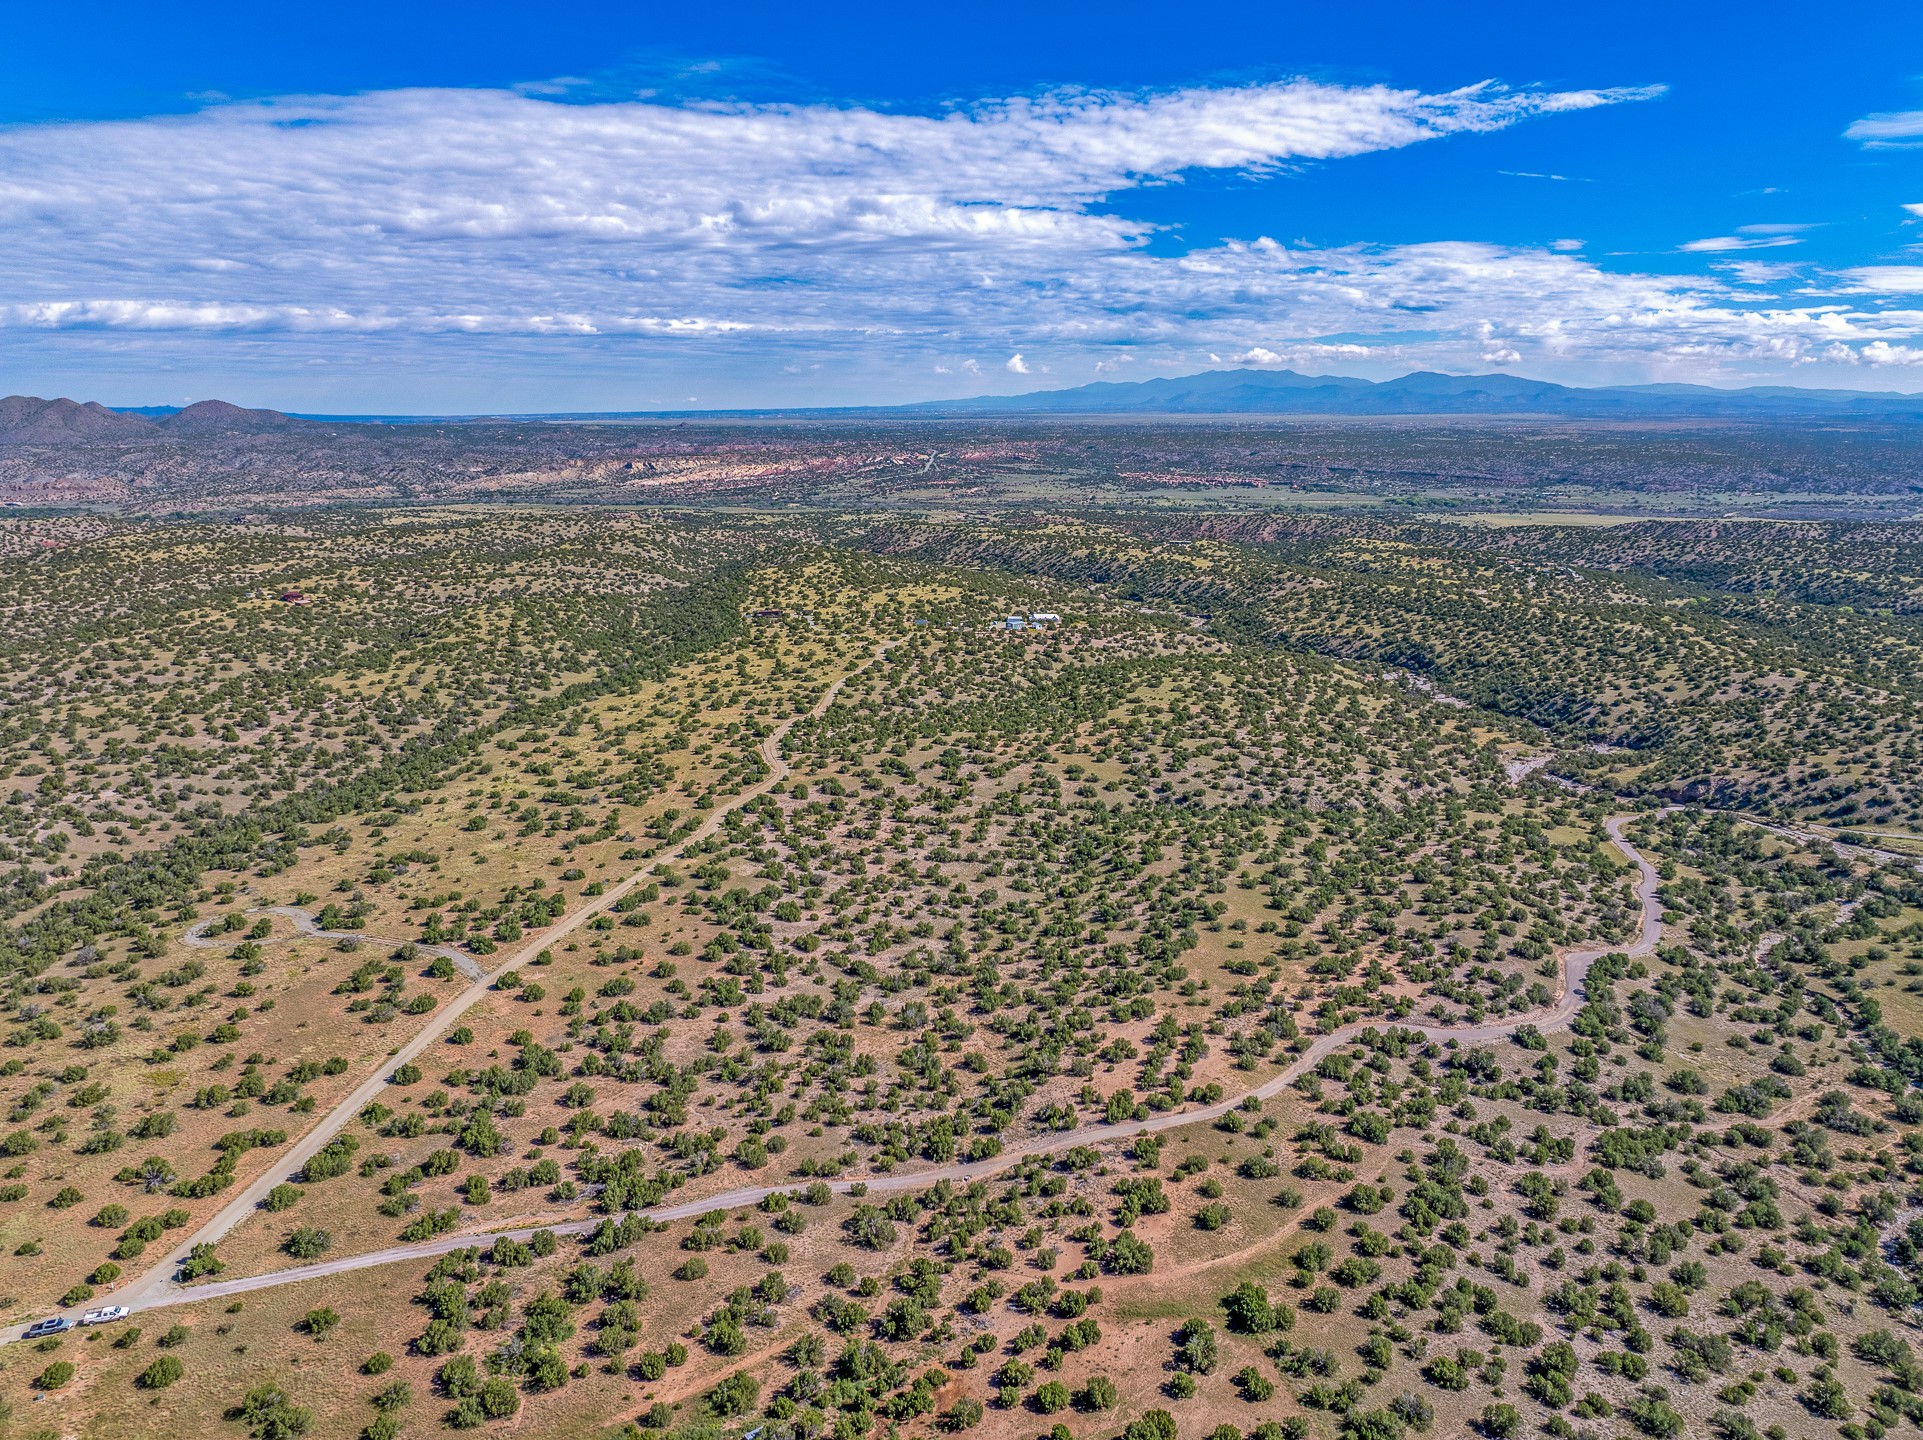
xmin=0 ymin=395 xmax=309 ymax=445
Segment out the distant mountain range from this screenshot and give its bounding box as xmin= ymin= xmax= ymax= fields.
xmin=364 ymin=368 xmax=1923 ymax=421
xmin=896 ymin=368 xmax=1923 ymax=418
xmin=0 ymin=395 xmax=309 ymax=444
xmin=6 ymin=369 xmax=1923 ymax=438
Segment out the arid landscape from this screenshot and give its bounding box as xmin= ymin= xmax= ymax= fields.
xmin=5 ymin=394 xmax=1923 ymax=521
xmin=7 ymin=11 xmax=1923 ymax=1439
xmin=2 ymin=438 xmax=1923 ymax=1440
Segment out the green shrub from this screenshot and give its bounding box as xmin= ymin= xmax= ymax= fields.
xmin=139 ymin=1355 xmax=185 ymax=1390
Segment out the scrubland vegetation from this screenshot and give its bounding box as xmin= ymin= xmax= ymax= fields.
xmin=3 ymin=502 xmax=1922 ymax=1440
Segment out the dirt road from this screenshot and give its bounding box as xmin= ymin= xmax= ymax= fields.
xmin=0 ymin=645 xmax=888 ymax=1343
xmin=0 ymin=811 xmax=1662 ymax=1333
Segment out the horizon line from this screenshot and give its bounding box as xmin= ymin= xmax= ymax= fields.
xmin=58 ymin=364 xmax=1923 ymax=422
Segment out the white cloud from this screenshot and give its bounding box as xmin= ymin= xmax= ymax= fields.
xmin=1905 ymin=203 xmax=1923 ymax=219
xmin=1224 ymin=343 xmax=1377 ymax=366
xmin=1858 ymin=341 xmax=1923 ymax=365
xmin=0 ymin=78 xmax=1653 ymax=346
xmin=0 ymin=299 xmax=749 ymax=335
xmin=1133 ymin=240 xmax=1923 ymax=374
xmin=1841 ymin=267 xmax=1923 ymax=293
xmin=1680 ymin=234 xmax=1802 ymax=253
xmin=1717 ymin=261 xmax=1800 ymax=285
xmin=1847 ymin=110 xmax=1923 ymax=147
xmin=0 ymin=78 xmax=1653 ymax=284
xmin=2 ymin=75 xmax=1919 ymax=396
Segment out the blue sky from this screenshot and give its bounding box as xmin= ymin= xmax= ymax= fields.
xmin=3 ymin=0 xmax=1923 ymax=412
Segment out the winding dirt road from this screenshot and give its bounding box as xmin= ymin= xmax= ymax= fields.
xmin=0 ymin=811 xmax=1664 ymax=1332
xmin=0 ymin=646 xmax=893 ymax=1343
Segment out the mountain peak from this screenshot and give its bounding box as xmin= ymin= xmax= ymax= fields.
xmin=0 ymin=395 xmax=157 ymax=443
xmin=0 ymin=395 xmax=307 ymax=444
xmin=156 ymin=399 xmax=308 ymax=435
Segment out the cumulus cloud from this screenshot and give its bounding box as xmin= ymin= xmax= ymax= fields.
xmin=1858 ymin=341 xmax=1923 ymax=365
xmin=1225 ymin=343 xmax=1377 ymax=366
xmin=1005 ymin=354 xmax=1030 ymax=374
